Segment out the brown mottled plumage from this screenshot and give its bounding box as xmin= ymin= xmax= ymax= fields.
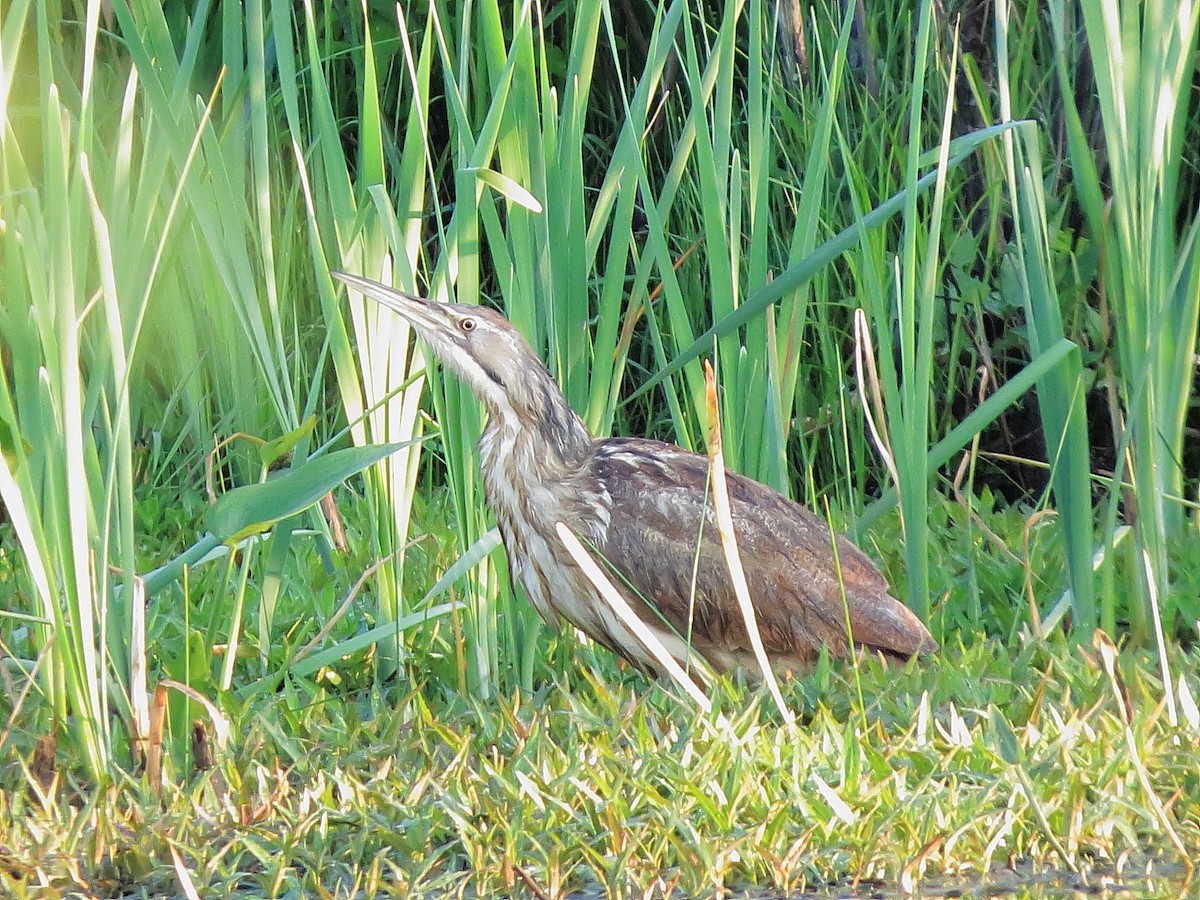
xmin=335 ymin=272 xmax=936 ymax=677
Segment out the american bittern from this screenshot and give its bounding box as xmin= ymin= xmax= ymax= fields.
xmin=335 ymin=273 xmax=935 ymax=677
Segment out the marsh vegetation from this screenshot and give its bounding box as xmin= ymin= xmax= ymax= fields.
xmin=1 ymin=0 xmax=1199 ymax=896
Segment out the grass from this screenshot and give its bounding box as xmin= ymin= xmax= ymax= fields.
xmin=4 ymin=491 xmax=1199 ymax=896
xmin=4 ymin=638 xmax=1198 ymax=897
xmin=4 ymin=0 xmax=1200 ymax=896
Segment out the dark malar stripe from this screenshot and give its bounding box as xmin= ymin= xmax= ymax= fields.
xmin=479 ymin=361 xmax=506 ymax=389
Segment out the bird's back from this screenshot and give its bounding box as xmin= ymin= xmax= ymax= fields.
xmin=561 ymin=438 xmax=936 ymax=676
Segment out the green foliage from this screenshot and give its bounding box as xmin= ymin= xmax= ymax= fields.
xmin=3 ymin=0 xmax=1200 ymax=891
xmin=205 ymin=441 xmax=421 ymax=543
xmin=1049 ymin=0 xmax=1200 ymax=650
xmin=2 ymin=646 xmax=1197 ymax=896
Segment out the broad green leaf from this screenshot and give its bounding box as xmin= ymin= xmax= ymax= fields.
xmin=205 ymin=441 xmax=422 ymax=542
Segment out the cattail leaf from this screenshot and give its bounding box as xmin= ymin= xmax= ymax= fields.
xmin=468 ymin=166 xmax=544 ymax=213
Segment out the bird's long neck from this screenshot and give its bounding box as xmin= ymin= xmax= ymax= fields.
xmin=476 ymin=360 xmax=593 ymax=489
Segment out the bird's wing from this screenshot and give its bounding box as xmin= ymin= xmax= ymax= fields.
xmin=579 ymin=438 xmax=933 ymax=662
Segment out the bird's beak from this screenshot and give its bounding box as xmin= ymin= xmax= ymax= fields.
xmin=331 ymin=271 xmax=446 ymax=336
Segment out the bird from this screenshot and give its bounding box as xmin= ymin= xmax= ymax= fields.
xmin=334 ymin=272 xmax=936 ymax=678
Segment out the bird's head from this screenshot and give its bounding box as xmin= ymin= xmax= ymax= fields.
xmin=333 ymin=273 xmax=587 ymax=453
xmin=333 ymin=272 xmax=532 ymax=413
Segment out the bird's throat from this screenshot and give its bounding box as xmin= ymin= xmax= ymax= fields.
xmin=477 ymin=412 xmax=586 ymax=492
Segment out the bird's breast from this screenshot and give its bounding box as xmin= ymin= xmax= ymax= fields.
xmin=477 ymin=425 xmax=613 ymax=634
xmin=477 ymin=424 xmax=609 ymax=538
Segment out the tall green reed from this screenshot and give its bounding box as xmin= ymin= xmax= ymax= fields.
xmin=275 ymin=1 xmax=434 ymax=682
xmin=1046 ymin=0 xmax=1200 ymax=721
xmin=0 ymin=8 xmax=183 ymax=776
xmin=995 ymin=2 xmax=1096 ymax=634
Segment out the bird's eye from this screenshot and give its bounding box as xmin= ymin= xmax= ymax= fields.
xmin=460 ymin=317 xmax=476 ymax=332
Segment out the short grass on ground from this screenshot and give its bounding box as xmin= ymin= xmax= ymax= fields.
xmin=3 ymin=637 xmax=1197 ymax=898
